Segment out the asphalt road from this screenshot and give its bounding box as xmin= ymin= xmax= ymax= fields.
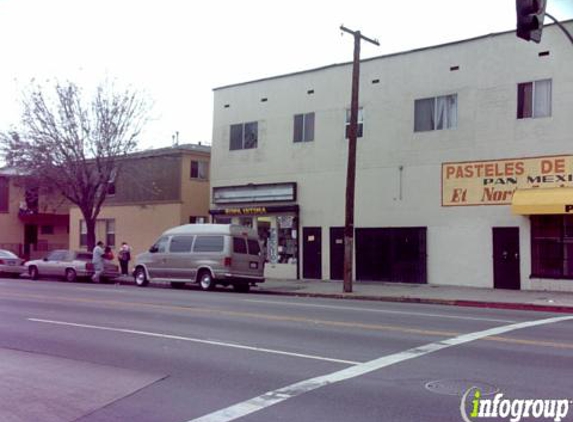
xmin=0 ymin=277 xmax=571 ymax=422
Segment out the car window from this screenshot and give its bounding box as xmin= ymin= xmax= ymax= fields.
xmin=233 ymin=237 xmax=247 ymax=254
xmin=169 ymin=235 xmax=194 ymax=253
xmin=153 ymin=237 xmax=169 ymax=253
xmin=193 ymin=236 xmax=224 ymax=252
xmin=0 ymin=250 xmax=17 ymax=259
xmin=75 ymin=253 xmax=92 ymax=261
xmin=46 ymin=250 xmax=67 ymax=261
xmin=247 ymin=239 xmax=261 ymax=256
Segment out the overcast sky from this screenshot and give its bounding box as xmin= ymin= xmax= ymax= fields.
xmin=0 ymin=0 xmax=572 ymax=151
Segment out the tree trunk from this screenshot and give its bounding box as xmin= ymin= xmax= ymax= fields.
xmin=85 ymin=216 xmax=96 ymax=252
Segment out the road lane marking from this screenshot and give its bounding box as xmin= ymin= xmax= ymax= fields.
xmin=27 ymin=318 xmax=360 ymax=365
xmin=245 ymin=299 xmax=518 ymax=323
xmin=184 ymin=315 xmax=573 ymax=422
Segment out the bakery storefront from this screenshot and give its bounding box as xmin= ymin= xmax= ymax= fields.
xmin=210 ymin=182 xmax=299 ymax=279
xmin=443 ymin=154 xmax=573 ymax=289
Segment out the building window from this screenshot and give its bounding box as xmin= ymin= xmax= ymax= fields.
xmin=41 ymin=225 xmax=54 ymax=235
xmin=80 ymin=220 xmax=87 ymax=247
xmin=0 ymin=177 xmax=8 ymax=213
xmin=190 ymin=160 xmax=209 ymax=180
xmin=531 ymin=215 xmax=573 ymax=278
xmin=189 ymin=216 xmax=207 ymax=224
xmin=107 ymin=169 xmax=117 ymax=196
xmin=106 ymin=219 xmax=115 ymax=247
xmin=230 ymin=121 xmax=258 ymax=150
xmin=414 ymin=94 xmax=458 ymax=132
xmin=517 ymin=79 xmax=552 ymax=119
xmin=293 ymin=112 xmax=315 ymax=143
xmin=345 ymin=108 xmax=363 ymax=138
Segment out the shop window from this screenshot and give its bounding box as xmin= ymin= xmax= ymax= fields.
xmin=293 ymin=112 xmax=315 ymax=143
xmin=517 ymin=79 xmax=551 ymax=119
xmin=0 ymin=177 xmax=8 ymax=212
xmin=345 ymin=108 xmax=363 ymax=138
xmin=191 ymin=161 xmax=209 ymax=180
xmin=414 ymin=94 xmax=457 ymax=132
xmin=230 ymin=121 xmax=258 ymax=150
xmin=531 ymin=215 xmax=573 ymax=278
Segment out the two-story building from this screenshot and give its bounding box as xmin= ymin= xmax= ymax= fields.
xmin=68 ymin=143 xmax=211 ymax=261
xmin=0 ymin=168 xmax=70 ymax=259
xmin=210 ymin=21 xmax=573 ymax=291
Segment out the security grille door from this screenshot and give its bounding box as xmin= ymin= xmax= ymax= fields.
xmin=303 ymin=227 xmax=322 ymax=279
xmin=330 ymin=227 xmax=344 ymax=280
xmin=493 ymin=227 xmax=521 ymax=290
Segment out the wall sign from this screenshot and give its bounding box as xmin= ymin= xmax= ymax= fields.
xmin=442 ymin=155 xmax=573 ymax=206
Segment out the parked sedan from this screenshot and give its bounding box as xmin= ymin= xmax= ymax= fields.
xmin=25 ymin=249 xmax=119 ymax=282
xmin=0 ymin=249 xmax=26 ymax=278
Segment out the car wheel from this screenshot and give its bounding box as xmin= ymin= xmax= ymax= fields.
xmin=233 ymin=283 xmax=250 ymax=293
xmin=199 ymin=270 xmax=215 ymax=291
xmin=29 ymin=266 xmax=39 ymax=280
xmin=65 ymin=268 xmax=77 ymax=283
xmin=134 ymin=267 xmax=149 ymax=287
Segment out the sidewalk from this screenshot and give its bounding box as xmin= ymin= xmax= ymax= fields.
xmin=253 ymin=278 xmax=573 ymax=313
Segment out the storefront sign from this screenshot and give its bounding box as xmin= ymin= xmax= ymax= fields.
xmin=442 ymin=155 xmax=573 ymax=206
xmin=223 ymin=207 xmax=267 ymax=215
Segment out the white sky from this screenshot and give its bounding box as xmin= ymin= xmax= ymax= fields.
xmin=0 ymin=0 xmax=572 ymax=151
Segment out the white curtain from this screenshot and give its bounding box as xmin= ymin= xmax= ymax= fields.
xmin=534 ymin=79 xmax=552 ymax=118
xmin=436 ymin=94 xmax=457 ymax=130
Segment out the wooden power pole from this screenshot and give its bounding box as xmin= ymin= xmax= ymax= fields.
xmin=340 ymin=25 xmax=379 ymax=293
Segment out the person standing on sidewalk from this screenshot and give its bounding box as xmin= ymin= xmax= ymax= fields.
xmin=91 ymin=241 xmax=105 ymax=283
xmin=118 ymin=241 xmax=131 ymax=276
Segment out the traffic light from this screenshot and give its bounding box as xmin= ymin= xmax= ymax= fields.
xmin=516 ymin=0 xmax=547 ymax=43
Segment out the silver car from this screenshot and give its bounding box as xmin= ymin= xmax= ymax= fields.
xmin=25 ymin=249 xmax=119 ymax=283
xmin=134 ymin=224 xmax=265 ymax=292
xmin=0 ymin=249 xmax=26 ymax=278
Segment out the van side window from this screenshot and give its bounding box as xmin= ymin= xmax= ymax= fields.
xmin=194 ymin=235 xmax=224 ymax=252
xmin=153 ymin=236 xmax=169 ymax=253
xmin=247 ymin=239 xmax=261 ymax=256
xmin=233 ymin=237 xmax=247 ymax=254
xmin=170 ymin=235 xmax=194 ymax=253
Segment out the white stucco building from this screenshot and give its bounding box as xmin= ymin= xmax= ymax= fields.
xmin=210 ymin=21 xmax=573 ymax=292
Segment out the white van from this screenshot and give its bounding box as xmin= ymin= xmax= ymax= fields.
xmin=133 ymin=224 xmax=265 ymax=292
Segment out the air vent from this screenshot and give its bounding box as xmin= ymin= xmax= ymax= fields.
xmin=538 ymin=51 xmax=550 ymax=57
xmin=224 ymin=104 xmax=230 ymax=108
xmin=307 ymin=89 xmax=315 ymax=95
xmin=372 ymin=79 xmax=380 ymax=84
xmin=261 ymin=98 xmax=268 ymax=102
xmin=450 ymin=66 xmax=460 ymax=71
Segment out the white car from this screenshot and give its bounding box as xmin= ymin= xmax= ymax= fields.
xmin=0 ymin=249 xmax=26 ymax=278
xmin=25 ymin=249 xmax=119 ymax=283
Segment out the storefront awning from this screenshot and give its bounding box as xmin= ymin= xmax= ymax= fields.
xmin=511 ymin=188 xmax=573 ymax=215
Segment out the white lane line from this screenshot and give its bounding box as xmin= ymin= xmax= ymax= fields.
xmin=186 ymin=315 xmax=573 ymax=422
xmin=245 ymin=299 xmax=517 ymax=323
xmin=27 ymin=318 xmax=359 ymax=365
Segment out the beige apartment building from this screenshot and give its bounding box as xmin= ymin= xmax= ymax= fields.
xmin=210 ymin=21 xmax=573 ymax=291
xmin=68 ymin=144 xmax=211 ymax=262
xmin=0 ymin=168 xmax=70 ymax=259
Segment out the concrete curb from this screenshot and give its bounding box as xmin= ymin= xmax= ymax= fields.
xmin=252 ymin=289 xmax=573 ymax=314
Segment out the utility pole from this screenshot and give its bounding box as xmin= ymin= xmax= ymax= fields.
xmin=340 ymin=25 xmax=379 ymax=293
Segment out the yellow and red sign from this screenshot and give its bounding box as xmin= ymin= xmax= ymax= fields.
xmin=442 ymin=155 xmax=573 ymax=206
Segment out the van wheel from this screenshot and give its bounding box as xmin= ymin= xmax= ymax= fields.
xmin=233 ymin=283 xmax=250 ymax=293
xmin=199 ymin=270 xmax=215 ymax=291
xmin=65 ymin=268 xmax=77 ymax=283
xmin=134 ymin=267 xmax=149 ymax=287
xmin=29 ymin=266 xmax=39 ymax=280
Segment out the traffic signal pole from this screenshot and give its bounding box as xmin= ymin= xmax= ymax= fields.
xmin=340 ymin=26 xmax=379 ymax=293
xmin=545 ymin=13 xmax=573 ymax=45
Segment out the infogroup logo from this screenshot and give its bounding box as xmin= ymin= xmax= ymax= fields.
xmin=460 ymin=387 xmax=572 ymax=422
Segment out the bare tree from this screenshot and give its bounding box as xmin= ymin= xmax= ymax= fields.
xmin=0 ymin=80 xmax=150 ymax=250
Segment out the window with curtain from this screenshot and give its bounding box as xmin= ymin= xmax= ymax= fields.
xmin=414 ymin=94 xmax=457 ymax=132
xmin=293 ymin=112 xmax=315 ymax=143
xmin=531 ymin=215 xmax=573 ymax=278
xmin=345 ymin=108 xmax=364 ymax=138
xmin=517 ymin=79 xmax=552 ymax=119
xmin=230 ymin=122 xmax=258 ymax=150
xmin=190 ymin=160 xmax=208 ymax=180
